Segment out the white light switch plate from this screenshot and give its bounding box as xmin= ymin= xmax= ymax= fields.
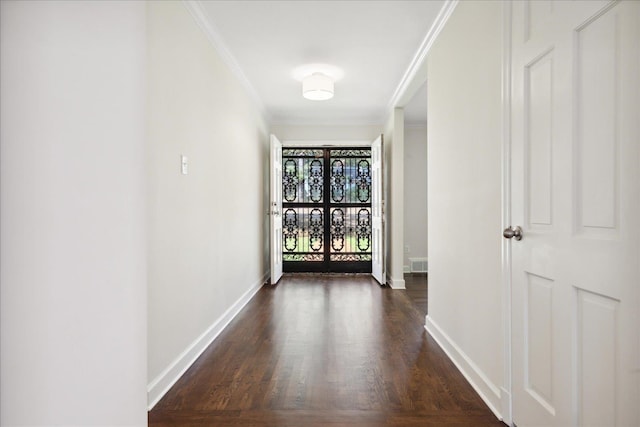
xmin=181 ymin=155 xmax=188 ymax=175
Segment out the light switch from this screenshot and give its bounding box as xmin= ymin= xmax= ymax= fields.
xmin=181 ymin=155 xmax=188 ymax=175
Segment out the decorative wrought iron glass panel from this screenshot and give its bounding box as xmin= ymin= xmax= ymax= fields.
xmin=329 ymin=149 xmax=372 ymax=204
xmin=282 ymin=149 xmax=324 ymax=158
xmin=329 ymin=207 xmax=372 ymax=261
xmin=282 ymin=147 xmax=371 ymax=272
xmin=282 ymin=150 xmax=324 ymax=203
xmin=281 ymin=207 xmax=325 ymax=262
xmin=329 ymin=149 xmax=372 ymax=157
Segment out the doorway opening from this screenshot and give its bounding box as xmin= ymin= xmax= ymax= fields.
xmin=281 ymin=147 xmax=372 ymax=273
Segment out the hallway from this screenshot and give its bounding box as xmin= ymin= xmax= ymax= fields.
xmin=149 ymin=275 xmax=503 ymax=426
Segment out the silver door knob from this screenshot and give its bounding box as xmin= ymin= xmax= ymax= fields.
xmin=503 ymin=226 xmax=523 ymax=241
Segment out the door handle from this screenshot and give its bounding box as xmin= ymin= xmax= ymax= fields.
xmin=503 ymin=226 xmax=523 ymax=241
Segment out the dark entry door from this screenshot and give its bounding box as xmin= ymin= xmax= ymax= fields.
xmin=282 ymin=147 xmax=372 ymax=273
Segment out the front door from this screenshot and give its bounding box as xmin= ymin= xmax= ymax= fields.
xmin=281 ymin=147 xmax=373 ymax=273
xmin=270 ymin=134 xmax=283 ymax=285
xmin=371 ymin=135 xmax=385 ymax=284
xmin=509 ymin=1 xmax=639 ymax=426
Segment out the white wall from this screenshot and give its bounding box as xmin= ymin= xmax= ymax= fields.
xmin=424 ymin=0 xmax=505 ymax=418
xmin=146 ymin=1 xmax=270 ymax=408
xmin=270 ymin=124 xmax=381 ymax=142
xmin=403 ymin=125 xmax=428 ymax=271
xmin=0 ymin=1 xmax=147 ymax=425
xmin=383 ymin=109 xmax=406 ymax=289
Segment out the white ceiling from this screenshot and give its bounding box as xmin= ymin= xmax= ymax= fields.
xmin=196 ymin=0 xmax=445 ymax=126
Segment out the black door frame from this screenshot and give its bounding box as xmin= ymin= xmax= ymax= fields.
xmin=282 ymin=147 xmax=372 ymax=273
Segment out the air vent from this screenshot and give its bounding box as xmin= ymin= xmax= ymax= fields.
xmin=409 ymin=257 xmax=428 ymax=273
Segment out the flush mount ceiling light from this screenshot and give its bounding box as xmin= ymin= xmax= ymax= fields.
xmin=293 ymin=64 xmax=343 ymax=102
xmin=302 ymin=72 xmax=334 ymax=101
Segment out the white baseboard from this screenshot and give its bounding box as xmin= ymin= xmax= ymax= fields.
xmin=403 ymin=265 xmax=411 ymax=273
xmin=387 ymin=275 xmax=406 ymax=289
xmin=500 ymin=386 xmax=512 ymax=425
xmin=424 ymin=315 xmax=503 ymax=421
xmin=147 ymin=271 xmax=269 ymax=410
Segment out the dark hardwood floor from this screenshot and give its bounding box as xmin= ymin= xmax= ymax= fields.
xmin=149 ymin=274 xmax=504 ymax=427
xmin=404 ymin=273 xmax=428 ymax=315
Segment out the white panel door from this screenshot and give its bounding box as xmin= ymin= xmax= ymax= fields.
xmin=371 ymin=135 xmax=385 ymax=284
xmin=510 ymin=1 xmax=639 ymax=426
xmin=270 ymin=134 xmax=283 ymax=285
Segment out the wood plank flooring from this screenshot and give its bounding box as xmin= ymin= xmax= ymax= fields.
xmin=404 ymin=273 xmax=428 ymax=314
xmin=149 ymin=274 xmax=504 ymax=426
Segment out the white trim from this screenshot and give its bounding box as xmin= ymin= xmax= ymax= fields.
xmin=501 ymin=387 xmax=512 ymax=426
xmin=386 ymin=0 xmax=459 ymax=111
xmin=147 ymin=272 xmax=269 ymax=410
xmin=501 ymin=1 xmax=514 ymax=425
xmin=182 ymin=0 xmax=270 ymax=122
xmin=270 ymin=118 xmax=384 ymax=127
xmin=425 ymin=315 xmax=503 ymax=421
xmin=282 ymin=140 xmax=372 ymax=147
xmin=387 ymin=276 xmax=406 ymax=290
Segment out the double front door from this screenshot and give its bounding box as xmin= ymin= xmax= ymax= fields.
xmin=280 ymin=147 xmax=373 ymax=273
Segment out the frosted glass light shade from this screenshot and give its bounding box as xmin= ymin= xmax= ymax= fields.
xmin=302 ymin=73 xmax=334 ymax=101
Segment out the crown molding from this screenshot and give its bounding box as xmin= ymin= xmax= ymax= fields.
xmin=182 ymin=0 xmax=271 ymax=122
xmin=386 ymin=0 xmax=458 ymax=112
xmin=271 ymin=122 xmax=383 ymax=128
xmin=282 ymin=140 xmax=373 ymax=147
